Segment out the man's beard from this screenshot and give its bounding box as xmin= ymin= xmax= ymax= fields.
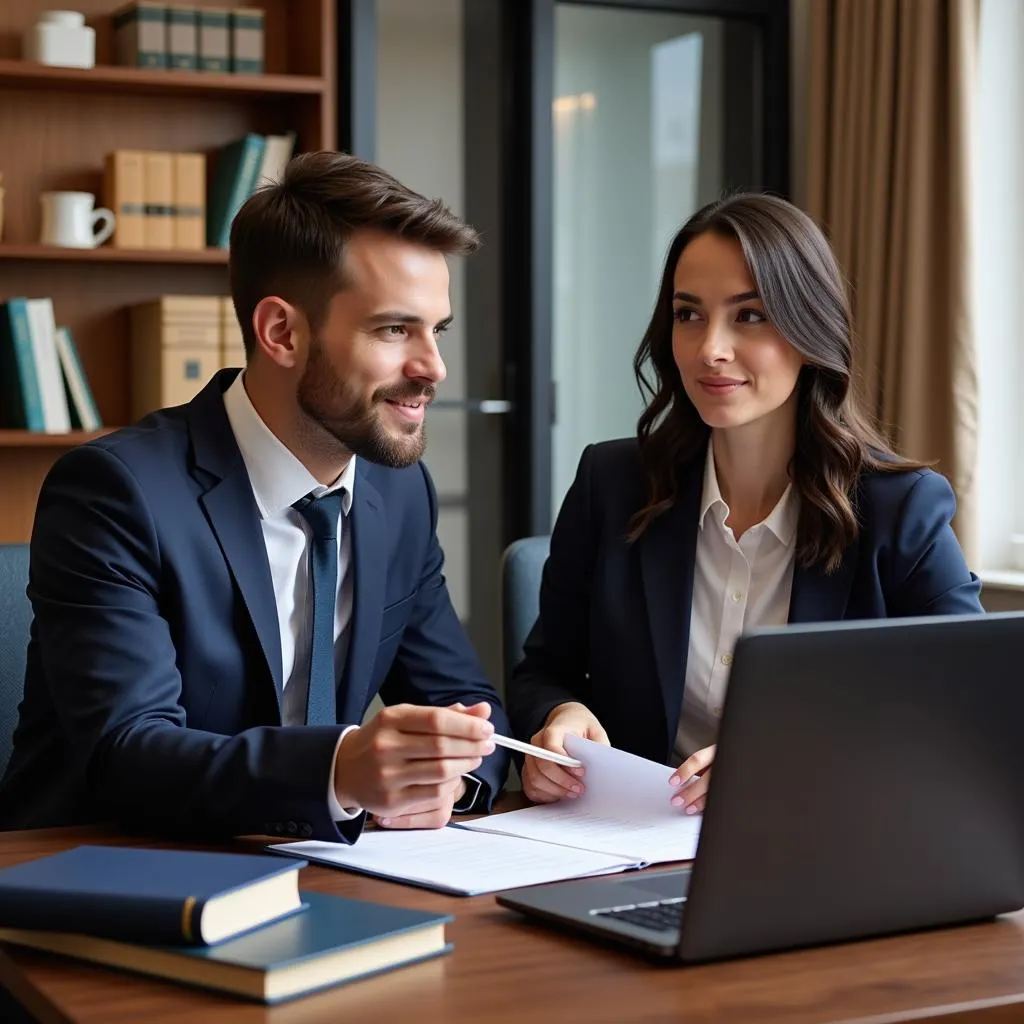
xmin=297 ymin=338 xmax=434 ymax=469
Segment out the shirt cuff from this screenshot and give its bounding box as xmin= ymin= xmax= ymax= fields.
xmin=452 ymin=773 xmax=485 ymax=814
xmin=327 ymin=725 xmax=363 ymax=822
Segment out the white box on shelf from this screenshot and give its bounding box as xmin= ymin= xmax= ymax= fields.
xmin=23 ymin=11 xmax=96 ymax=69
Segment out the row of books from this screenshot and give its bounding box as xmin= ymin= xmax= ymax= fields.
xmin=0 ymin=845 xmax=450 ymax=1004
xmin=114 ymin=2 xmax=265 ymax=74
xmin=104 ymin=133 xmax=294 ymax=250
xmin=0 ymin=294 xmax=249 ymax=433
xmin=0 ymin=298 xmax=101 ymax=433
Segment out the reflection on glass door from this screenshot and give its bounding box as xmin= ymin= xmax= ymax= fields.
xmin=551 ymin=4 xmax=763 ymax=518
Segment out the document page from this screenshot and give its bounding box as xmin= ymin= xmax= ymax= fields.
xmin=268 ymin=826 xmax=641 ymax=896
xmin=460 ymin=737 xmax=703 ymax=864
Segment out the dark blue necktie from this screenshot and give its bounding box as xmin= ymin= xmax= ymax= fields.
xmin=292 ymin=491 xmax=343 ymax=726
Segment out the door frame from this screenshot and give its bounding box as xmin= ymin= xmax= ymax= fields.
xmin=504 ymin=0 xmax=791 ymax=539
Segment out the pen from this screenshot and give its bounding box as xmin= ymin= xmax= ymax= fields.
xmin=488 ymin=733 xmax=583 ymax=769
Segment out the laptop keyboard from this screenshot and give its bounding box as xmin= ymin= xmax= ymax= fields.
xmin=590 ymin=896 xmax=687 ymax=933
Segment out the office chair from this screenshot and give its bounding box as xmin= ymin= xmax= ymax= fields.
xmin=500 ymin=535 xmax=551 ymax=692
xmin=0 ymin=544 xmax=30 ymax=777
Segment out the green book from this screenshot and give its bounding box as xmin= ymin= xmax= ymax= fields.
xmin=206 ymin=133 xmax=266 ymax=249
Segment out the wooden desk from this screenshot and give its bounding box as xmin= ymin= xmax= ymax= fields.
xmin=1 ymin=816 xmax=1024 ymax=1024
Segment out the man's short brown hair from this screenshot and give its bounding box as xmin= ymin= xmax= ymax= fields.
xmin=229 ymin=151 xmax=480 ymax=357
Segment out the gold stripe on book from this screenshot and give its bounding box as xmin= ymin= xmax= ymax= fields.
xmin=181 ymin=895 xmax=196 ymax=942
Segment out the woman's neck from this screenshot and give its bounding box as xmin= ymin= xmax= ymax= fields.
xmin=710 ymin=402 xmax=797 ymax=538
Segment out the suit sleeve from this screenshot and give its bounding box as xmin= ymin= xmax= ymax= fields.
xmin=29 ymin=444 xmax=360 ymax=843
xmin=507 ymin=445 xmax=599 ymax=743
xmin=887 ymin=470 xmax=983 ymax=616
xmin=376 ymin=462 xmax=510 ymax=811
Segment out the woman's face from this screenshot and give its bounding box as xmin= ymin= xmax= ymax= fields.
xmin=671 ymin=231 xmax=804 ymax=434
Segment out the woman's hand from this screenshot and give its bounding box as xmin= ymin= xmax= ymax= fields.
xmin=669 ymin=744 xmax=715 ymax=814
xmin=522 ymin=702 xmax=609 ymax=804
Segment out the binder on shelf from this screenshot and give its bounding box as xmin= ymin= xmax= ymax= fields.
xmin=143 ymin=151 xmax=174 ymax=249
xmin=220 ymin=296 xmax=246 ymax=368
xmin=0 ymin=298 xmax=46 ymax=432
xmin=197 ymin=7 xmax=230 ymax=72
xmin=131 ymin=295 xmax=221 ymax=419
xmin=166 ymin=5 xmax=198 ymax=70
xmin=105 ymin=150 xmax=147 ymax=249
xmin=229 ymin=8 xmax=264 ymax=74
xmin=113 ymin=2 xmax=168 ymax=69
xmin=207 ymin=133 xmax=265 ymax=249
xmin=172 ymin=153 xmax=206 ymax=250
xmin=53 ymin=328 xmax=101 ymax=431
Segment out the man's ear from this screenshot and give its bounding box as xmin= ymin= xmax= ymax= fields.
xmin=252 ymin=296 xmax=305 ymax=369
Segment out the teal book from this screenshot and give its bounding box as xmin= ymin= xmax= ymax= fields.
xmin=0 ymin=891 xmax=452 ymax=1004
xmin=0 ymin=298 xmax=46 ymax=431
xmin=0 ymin=846 xmax=305 ymax=946
xmin=206 ymin=133 xmax=266 ymax=248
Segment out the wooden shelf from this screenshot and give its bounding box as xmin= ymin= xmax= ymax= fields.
xmin=0 ymin=58 xmax=325 ymax=99
xmin=0 ymin=244 xmax=229 ymax=264
xmin=0 ymin=429 xmax=118 ymax=448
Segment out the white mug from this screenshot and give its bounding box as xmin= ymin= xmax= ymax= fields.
xmin=40 ymin=191 xmax=115 ymax=248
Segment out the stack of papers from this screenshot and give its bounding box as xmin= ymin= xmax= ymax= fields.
xmin=269 ymin=738 xmax=703 ymax=896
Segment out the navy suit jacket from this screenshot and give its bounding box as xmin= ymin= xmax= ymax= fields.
xmin=0 ymin=370 xmax=509 ymax=840
xmin=508 ymin=439 xmax=983 ymax=762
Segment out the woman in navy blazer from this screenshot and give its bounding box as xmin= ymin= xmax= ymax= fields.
xmin=508 ymin=193 xmax=982 ymax=812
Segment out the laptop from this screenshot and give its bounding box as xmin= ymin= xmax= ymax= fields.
xmin=496 ymin=612 xmax=1024 ymax=963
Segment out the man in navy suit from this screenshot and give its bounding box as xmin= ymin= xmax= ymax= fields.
xmin=0 ymin=152 xmax=509 ymax=842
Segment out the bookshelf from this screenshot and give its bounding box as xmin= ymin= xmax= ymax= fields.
xmin=0 ymin=0 xmax=337 ymax=542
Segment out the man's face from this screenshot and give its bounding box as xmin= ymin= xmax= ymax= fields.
xmin=297 ymin=229 xmax=450 ymax=468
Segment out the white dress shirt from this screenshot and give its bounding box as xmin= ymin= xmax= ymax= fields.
xmin=223 ymin=372 xmax=357 ymax=820
xmin=673 ymin=443 xmax=800 ymax=763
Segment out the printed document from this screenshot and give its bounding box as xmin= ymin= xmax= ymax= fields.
xmin=268 ymin=737 xmax=702 ymax=895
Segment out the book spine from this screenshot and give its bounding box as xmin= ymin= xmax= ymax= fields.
xmin=197 ymin=7 xmax=230 ymax=72
xmin=0 ymin=299 xmax=45 ymax=431
xmin=0 ymin=887 xmax=209 ymax=945
xmin=143 ymin=151 xmax=175 ymax=249
xmin=172 ymin=153 xmax=206 ymax=250
xmin=166 ymin=4 xmax=198 ymax=70
xmin=229 ymin=8 xmax=264 ymax=74
xmin=114 ymin=3 xmax=168 ymax=69
xmin=25 ymin=299 xmax=71 ymax=433
xmin=105 ymin=150 xmax=147 ymax=249
xmin=54 ymin=327 xmax=101 ymax=431
xmin=207 ymin=134 xmax=265 ymax=249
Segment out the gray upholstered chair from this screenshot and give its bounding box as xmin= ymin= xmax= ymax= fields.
xmin=0 ymin=544 xmax=30 ymax=777
xmin=500 ymin=535 xmax=551 ymax=693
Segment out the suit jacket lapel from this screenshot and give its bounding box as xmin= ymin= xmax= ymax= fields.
xmin=338 ymin=468 xmax=387 ymax=724
xmin=189 ymin=371 xmax=284 ymax=698
xmin=639 ymin=459 xmax=703 ymax=752
xmin=788 ymin=536 xmax=859 ymax=623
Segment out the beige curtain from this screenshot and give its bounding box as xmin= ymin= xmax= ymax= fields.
xmin=805 ymin=0 xmax=978 ymax=561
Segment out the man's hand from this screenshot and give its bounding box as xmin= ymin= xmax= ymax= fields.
xmin=334 ymin=702 xmax=494 ymax=828
xmin=669 ymin=744 xmax=715 ymax=814
xmin=522 ymin=701 xmax=609 ymax=804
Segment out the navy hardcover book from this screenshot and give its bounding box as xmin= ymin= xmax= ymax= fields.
xmin=0 ymin=891 xmax=454 ymax=1003
xmin=0 ymin=846 xmax=307 ymax=946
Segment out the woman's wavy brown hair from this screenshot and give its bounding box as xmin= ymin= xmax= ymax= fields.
xmin=629 ymin=193 xmax=925 ymax=573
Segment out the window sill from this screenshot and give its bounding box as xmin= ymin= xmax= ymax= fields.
xmin=979 ymin=569 xmax=1024 ymax=593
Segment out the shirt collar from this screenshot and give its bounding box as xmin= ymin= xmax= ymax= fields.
xmin=222 ymin=371 xmax=356 ymax=519
xmin=698 ymin=441 xmax=799 ymax=546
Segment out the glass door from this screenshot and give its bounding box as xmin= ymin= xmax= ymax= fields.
xmin=548 ymin=0 xmax=789 ymax=516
